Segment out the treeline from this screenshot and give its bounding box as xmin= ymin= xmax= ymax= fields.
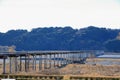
xmin=0 ymin=26 xmax=120 ymax=52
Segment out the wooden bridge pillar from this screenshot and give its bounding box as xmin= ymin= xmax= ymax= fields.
xmin=59 ymin=53 xmax=61 ymax=66
xmin=53 ymin=54 xmax=56 ymax=68
xmin=49 ymin=54 xmax=52 ymax=69
xmin=81 ymin=53 xmax=83 ymax=61
xmin=19 ymin=56 xmax=22 ymax=71
xmin=62 ymin=53 xmax=64 ymax=65
xmin=15 ymin=57 xmax=18 ymax=73
xmin=60 ymin=53 xmax=62 ymax=66
xmin=60 ymin=53 xmax=63 ymax=65
xmin=69 ymin=53 xmax=72 ymax=64
xmin=76 ymin=53 xmax=78 ymax=62
xmin=64 ymin=54 xmax=66 ymax=65
xmin=79 ymin=53 xmax=81 ymax=62
xmin=9 ymin=57 xmax=12 ymax=73
xmin=39 ymin=55 xmax=42 ymax=71
xmin=45 ymin=54 xmax=48 ymax=69
xmin=23 ymin=54 xmax=30 ymax=72
xmin=56 ymin=53 xmax=59 ymax=67
xmin=46 ymin=54 xmax=49 ymax=69
xmin=32 ymin=55 xmax=35 ymax=71
xmin=44 ymin=54 xmax=47 ymax=69
xmin=68 ymin=53 xmax=70 ymax=64
xmin=25 ymin=55 xmax=27 ymax=72
xmin=3 ymin=57 xmax=6 ymax=74
xmin=67 ymin=53 xmax=70 ymax=64
xmin=72 ymin=53 xmax=74 ymax=64
xmin=65 ymin=54 xmax=67 ymax=65
xmin=78 ymin=53 xmax=80 ymax=62
xmin=34 ymin=55 xmax=37 ymax=71
xmin=27 ymin=55 xmax=30 ymax=72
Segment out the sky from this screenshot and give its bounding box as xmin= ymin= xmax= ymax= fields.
xmin=0 ymin=0 xmax=120 ymax=32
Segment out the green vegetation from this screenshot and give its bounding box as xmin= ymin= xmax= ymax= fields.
xmin=0 ymin=26 xmax=120 ymax=52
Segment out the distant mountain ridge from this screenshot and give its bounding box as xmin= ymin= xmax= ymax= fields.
xmin=0 ymin=26 xmax=120 ymax=52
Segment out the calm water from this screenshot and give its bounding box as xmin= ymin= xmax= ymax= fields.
xmin=86 ymin=55 xmax=120 ymax=65
xmin=98 ymin=55 xmax=120 ymax=58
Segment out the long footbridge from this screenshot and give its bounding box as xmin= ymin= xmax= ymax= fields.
xmin=0 ymin=51 xmax=103 ymax=74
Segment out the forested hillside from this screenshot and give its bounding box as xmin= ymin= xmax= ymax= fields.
xmin=0 ymin=26 xmax=120 ymax=52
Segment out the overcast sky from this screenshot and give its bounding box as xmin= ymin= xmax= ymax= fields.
xmin=0 ymin=0 xmax=120 ymax=32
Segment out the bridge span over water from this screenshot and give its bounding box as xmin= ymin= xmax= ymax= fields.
xmin=0 ymin=51 xmax=103 ymax=74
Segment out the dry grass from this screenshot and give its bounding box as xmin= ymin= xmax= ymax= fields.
xmin=60 ymin=64 xmax=120 ymax=76
xmin=0 ymin=58 xmax=120 ymax=77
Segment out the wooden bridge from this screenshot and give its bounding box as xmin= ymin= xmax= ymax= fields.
xmin=0 ymin=51 xmax=103 ymax=74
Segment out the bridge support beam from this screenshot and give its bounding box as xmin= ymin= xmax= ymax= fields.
xmin=39 ymin=55 xmax=42 ymax=71
xmin=19 ymin=56 xmax=22 ymax=71
xmin=9 ymin=57 xmax=12 ymax=73
xmin=15 ymin=57 xmax=18 ymax=73
xmin=49 ymin=54 xmax=52 ymax=69
xmin=58 ymin=54 xmax=61 ymax=67
xmin=60 ymin=54 xmax=63 ymax=66
xmin=3 ymin=57 xmax=6 ymax=74
xmin=27 ymin=55 xmax=30 ymax=72
xmin=56 ymin=54 xmax=59 ymax=68
xmin=53 ymin=54 xmax=56 ymax=68
xmin=44 ymin=55 xmax=47 ymax=69
xmin=32 ymin=55 xmax=35 ymax=71
xmin=25 ymin=55 xmax=27 ymax=72
xmin=34 ymin=55 xmax=36 ymax=71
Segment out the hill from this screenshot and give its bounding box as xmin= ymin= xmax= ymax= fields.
xmin=0 ymin=26 xmax=120 ymax=51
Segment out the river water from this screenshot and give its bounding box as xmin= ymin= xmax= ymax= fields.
xmin=86 ymin=55 xmax=120 ymax=65
xmin=98 ymin=55 xmax=120 ymax=58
